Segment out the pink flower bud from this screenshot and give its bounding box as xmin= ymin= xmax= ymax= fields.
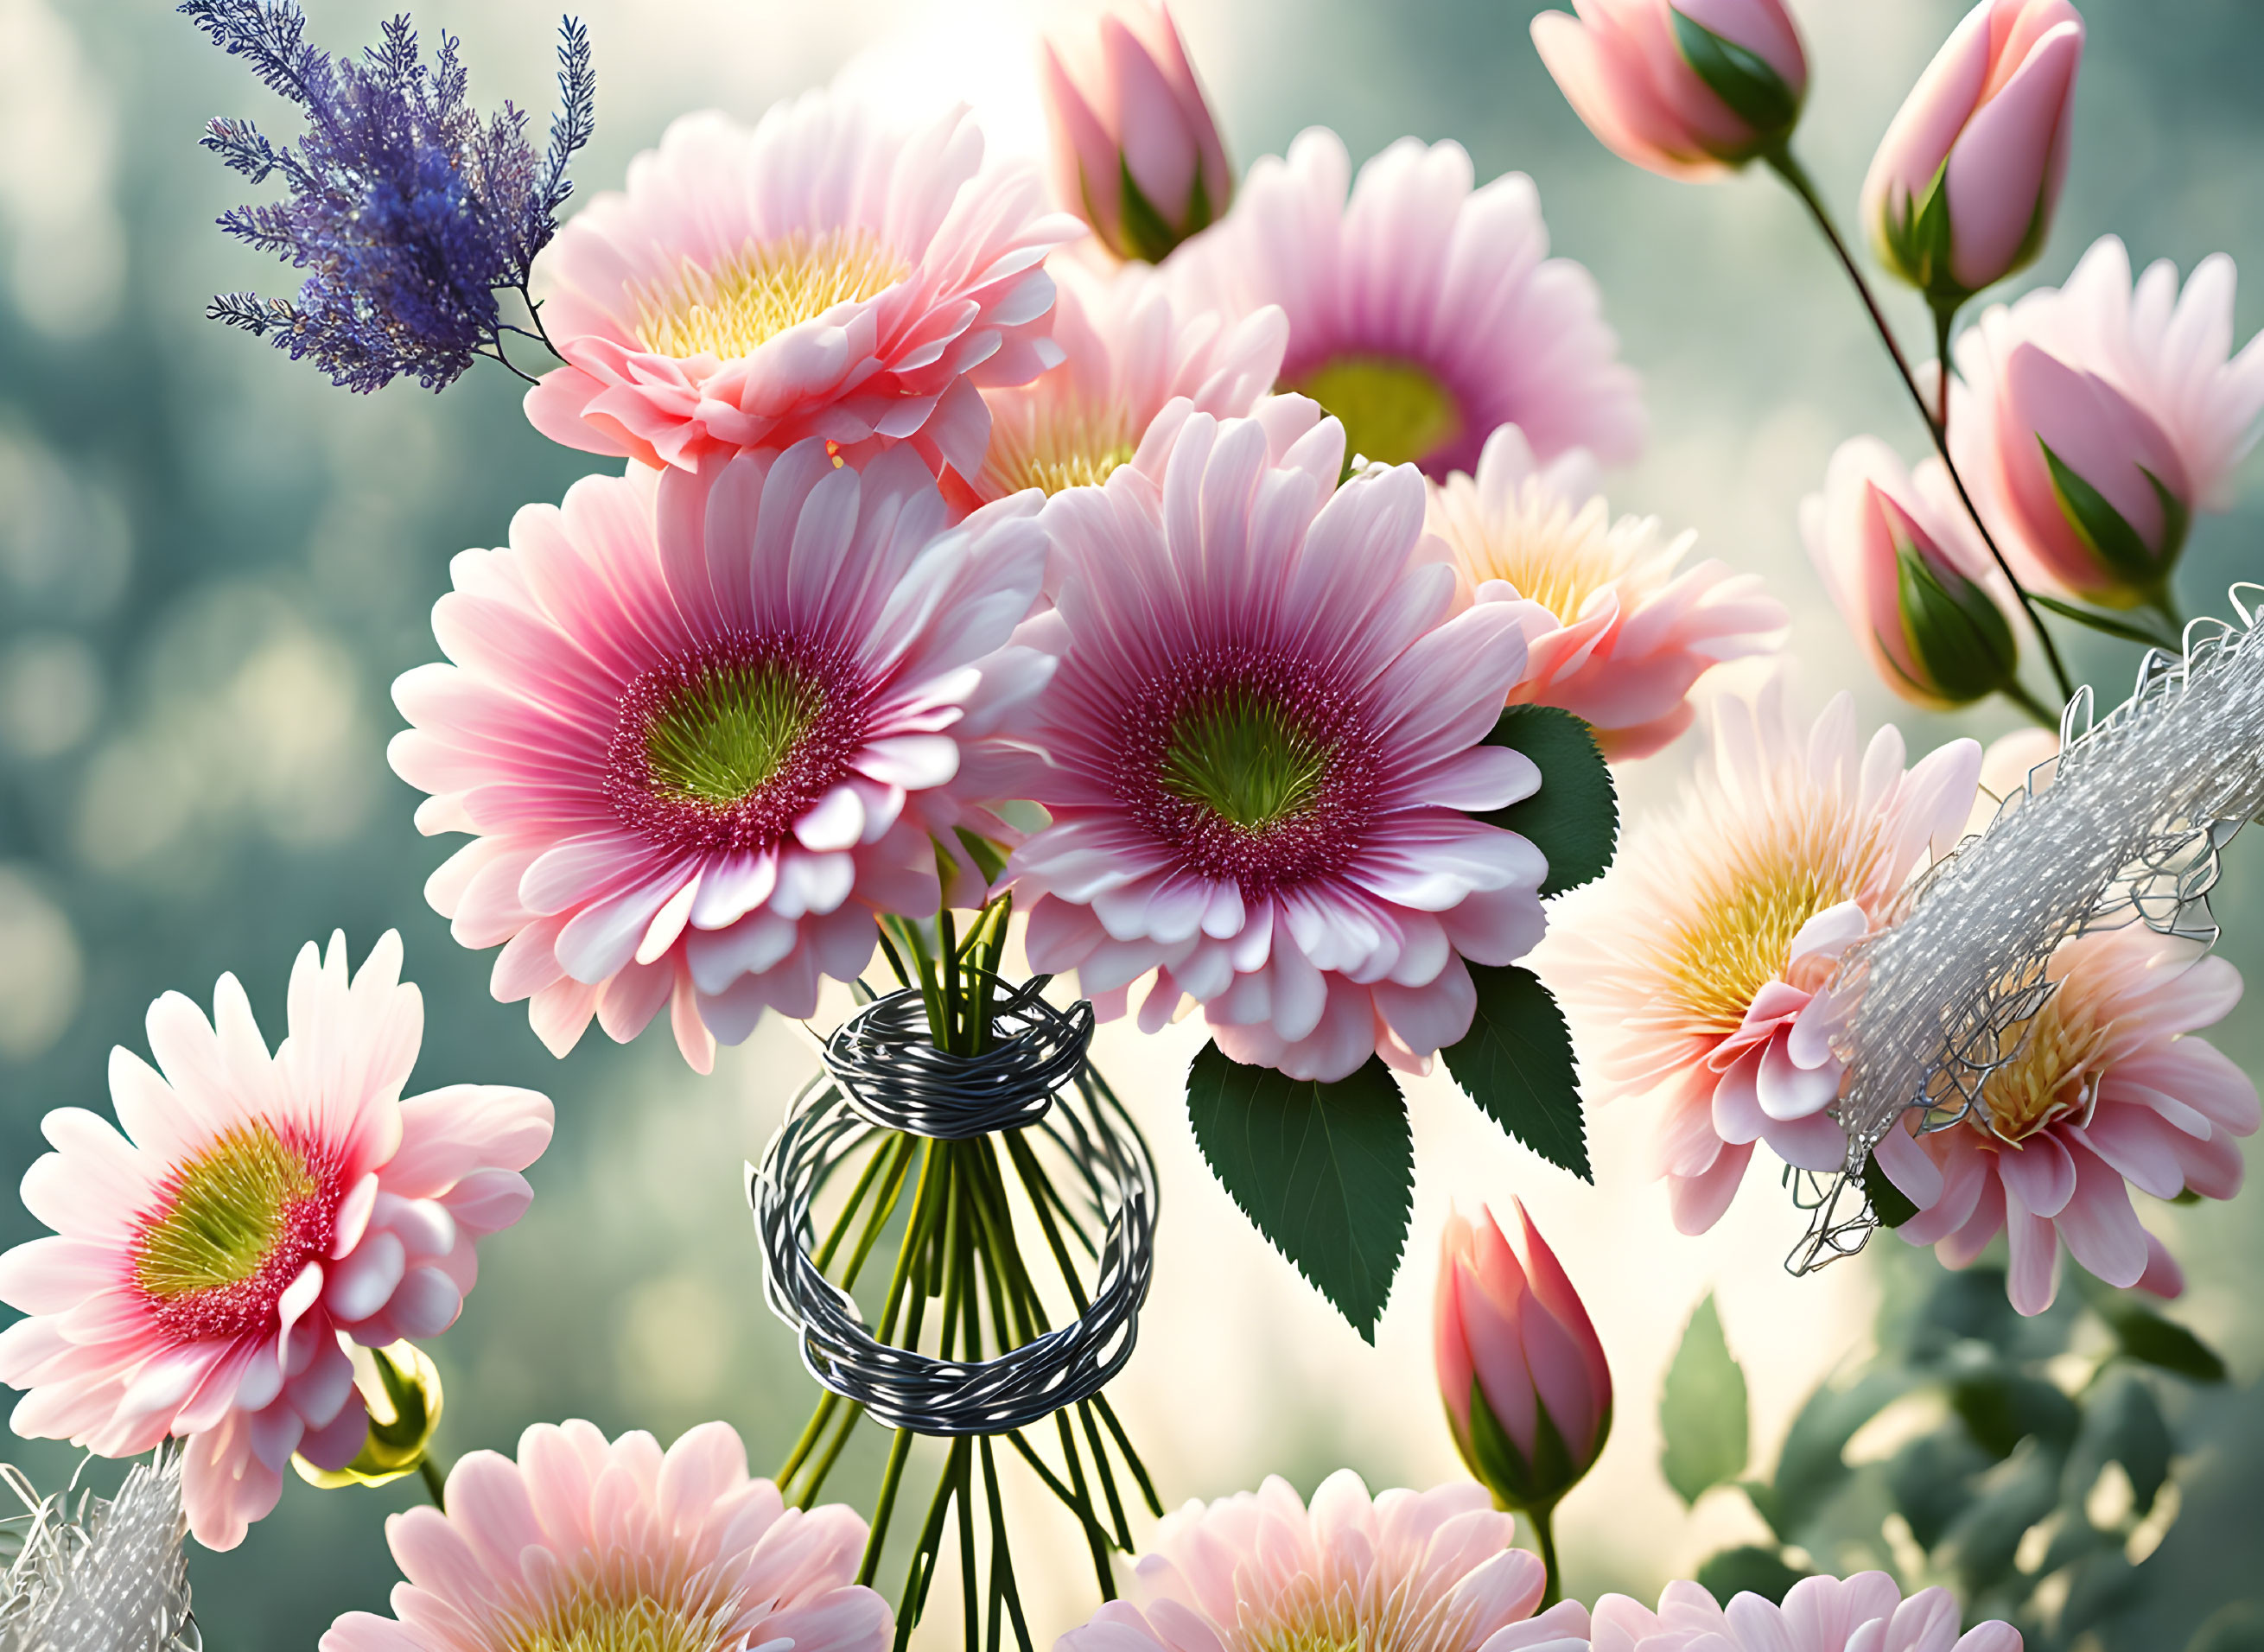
xmin=1434 ymin=1202 xmax=1612 ymax=1512
xmin=1982 ymin=341 xmax=2193 ymax=604
xmin=1040 ymin=3 xmax=1233 ymax=264
xmin=1531 ymin=0 xmax=1808 ymax=181
xmin=1863 ymin=0 xmax=2083 ymax=300
xmin=1803 ymin=436 xmax=2019 ymax=708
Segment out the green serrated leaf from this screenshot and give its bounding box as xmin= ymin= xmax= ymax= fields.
xmin=1859 ymin=1153 xmax=1920 ymax=1229
xmin=1669 ymin=9 xmax=1800 ymax=143
xmin=1441 ymin=963 xmax=1590 ymax=1180
xmin=1185 ymin=1043 xmax=1412 ymax=1341
xmin=1479 ymin=704 xmax=1618 ymax=898
xmin=2086 ymin=1288 xmax=2228 ymax=1383
xmin=2039 ymin=438 xmax=2171 ymax=589
xmin=1661 ymin=1293 xmax=1751 ymax=1506
xmin=1695 ymin=1546 xmax=1809 ymax=1607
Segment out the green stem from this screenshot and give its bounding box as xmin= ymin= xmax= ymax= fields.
xmin=416 ymin=1452 xmax=447 ymax=1510
xmin=2000 ymin=678 xmax=2058 ymax=731
xmin=1764 ymin=145 xmax=2076 ymax=706
xmin=1930 ymin=297 xmax=1957 ymax=440
xmin=859 ymin=1428 xmax=918 ymax=1587
xmin=1527 ymin=1503 xmax=1562 ymax=1609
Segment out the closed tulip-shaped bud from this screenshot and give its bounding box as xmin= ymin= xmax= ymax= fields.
xmin=1990 ymin=342 xmax=2193 ymax=605
xmin=1531 ymin=0 xmax=1808 ymax=181
xmin=1434 ymin=1203 xmax=1612 ymax=1519
xmin=1041 ymin=3 xmax=1232 ymax=263
xmin=1863 ymin=0 xmax=2083 ymax=302
xmin=1805 ymin=437 xmax=2019 ymax=708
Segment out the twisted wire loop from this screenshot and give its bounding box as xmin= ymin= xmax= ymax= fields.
xmin=1787 ymin=584 xmax=2264 ymax=1275
xmin=749 ymin=985 xmax=1157 ymax=1434
xmin=824 ymin=975 xmax=1096 ymax=1139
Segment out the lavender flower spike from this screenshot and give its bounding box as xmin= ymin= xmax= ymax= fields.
xmin=183 ymin=0 xmax=595 ymax=392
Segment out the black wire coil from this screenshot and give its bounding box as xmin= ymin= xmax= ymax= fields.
xmin=823 ymin=975 xmax=1095 ymax=1139
xmin=749 ymin=985 xmax=1158 ymax=1435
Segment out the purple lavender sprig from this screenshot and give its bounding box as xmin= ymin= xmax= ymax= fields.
xmin=182 ymin=0 xmax=595 ymax=393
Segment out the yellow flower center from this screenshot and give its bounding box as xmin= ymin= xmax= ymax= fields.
xmin=1288 ymin=355 xmax=1461 ymax=467
xmin=1440 ymin=486 xmax=1639 ymax=623
xmin=985 ymin=399 xmax=1138 ymax=496
xmin=634 ymin=228 xmax=910 ymax=360
xmin=1660 ymin=808 xmax=1879 ymax=1038
xmin=134 ymin=1121 xmax=318 ymax=1300
xmin=507 ymin=1590 xmax=736 ymax=1652
xmin=1968 ymin=980 xmax=2112 ymax=1142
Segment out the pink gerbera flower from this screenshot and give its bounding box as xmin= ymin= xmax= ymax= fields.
xmin=390 ymin=442 xmax=1051 ymax=1072
xmin=1874 ymin=924 xmax=2257 ymax=1315
xmin=322 ymin=1420 xmax=891 ymax=1652
xmin=0 ymin=932 xmax=553 ymax=1551
xmin=956 ymin=255 xmax=1286 ymax=505
xmin=1428 ymin=424 xmax=1786 ymax=759
xmin=1542 ymin=686 xmax=1980 ymax=1233
xmin=524 ymin=91 xmax=1084 ymax=475
xmin=1592 ymin=1574 xmax=2019 ymax=1652
xmin=1171 ymin=128 xmax=1644 ymax=478
xmin=1009 ymin=397 xmax=1550 ymax=1083
xmin=1058 ymin=1471 xmax=1592 ymax=1652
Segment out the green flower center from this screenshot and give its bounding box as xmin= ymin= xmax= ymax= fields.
xmin=1289 ymin=354 xmax=1462 ymax=467
xmin=134 ymin=1122 xmax=317 ymax=1301
xmin=1161 ymin=689 xmax=1335 ymax=829
xmin=644 ymin=658 xmax=827 ymax=808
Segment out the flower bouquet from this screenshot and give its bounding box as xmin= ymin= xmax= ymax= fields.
xmin=2 ymin=0 xmax=2261 ymax=1649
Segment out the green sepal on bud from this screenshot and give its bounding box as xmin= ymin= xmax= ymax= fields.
xmin=2040 ymin=439 xmax=2191 ymax=603
xmin=293 ymin=1342 xmax=444 ymax=1490
xmin=1891 ymin=529 xmax=2019 ymax=705
xmin=1455 ymin=1376 xmax=1612 ymax=1516
xmin=1875 ymin=161 xmax=2051 ymax=306
xmin=1102 ymin=156 xmax=1218 ymax=266
xmin=1669 ymin=9 xmax=1803 ymax=158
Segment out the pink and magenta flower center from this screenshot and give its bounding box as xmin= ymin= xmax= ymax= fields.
xmin=132 ymin=1120 xmax=343 ymax=1344
xmin=1113 ymin=649 xmax=1378 ymax=899
xmin=606 ymin=632 xmax=869 ymax=856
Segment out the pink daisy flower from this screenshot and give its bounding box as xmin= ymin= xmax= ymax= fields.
xmin=390 ymin=442 xmax=1052 ymax=1073
xmin=524 ymin=91 xmax=1084 ymax=475
xmin=1428 ymin=424 xmax=1786 ymax=759
xmin=1542 ymin=686 xmax=1980 ymax=1233
xmin=0 ymin=932 xmax=553 ymax=1551
xmin=1057 ymin=1471 xmax=1592 ymax=1652
xmin=1009 ymin=397 xmax=1551 ymax=1083
xmin=1874 ymin=924 xmax=2257 ymax=1315
xmin=1170 ymin=128 xmax=1644 ymax=478
xmin=322 ymin=1419 xmax=891 ymax=1652
xmin=955 ymin=255 xmax=1286 ymax=505
xmin=1591 ymin=1574 xmax=2019 ymax=1652
xmin=1948 ymin=235 xmax=2264 ymax=602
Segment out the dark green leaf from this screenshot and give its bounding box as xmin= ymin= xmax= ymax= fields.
xmin=1859 ymin=1154 xmax=1919 ymax=1229
xmin=1479 ymin=704 xmax=1618 ymax=898
xmin=2070 ymin=1373 xmax=2172 ymax=1515
xmin=2039 ymin=439 xmax=2171 ymax=587
xmin=1695 ymin=1546 xmax=1809 ymax=1607
xmin=1669 ymin=10 xmax=1800 ymax=140
xmin=1441 ymin=964 xmax=1590 ymax=1179
xmin=1887 ymin=1428 xmax=1991 ymax=1551
xmin=1661 ymin=1293 xmax=1750 ymax=1506
xmin=2060 ymin=1551 xmax=2143 ymax=1636
xmin=1752 ymin=1368 xmax=1915 ymax=1541
xmin=1184 ymin=1044 xmax=1412 ymax=1342
xmin=1951 ymin=1369 xmax=2080 ymax=1458
xmin=1939 ymin=1439 xmax=2062 ymax=1594
xmin=2086 ymin=1288 xmax=2228 ymax=1383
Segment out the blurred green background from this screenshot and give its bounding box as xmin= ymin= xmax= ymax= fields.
xmin=1 ymin=0 xmax=2260 ymax=1646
